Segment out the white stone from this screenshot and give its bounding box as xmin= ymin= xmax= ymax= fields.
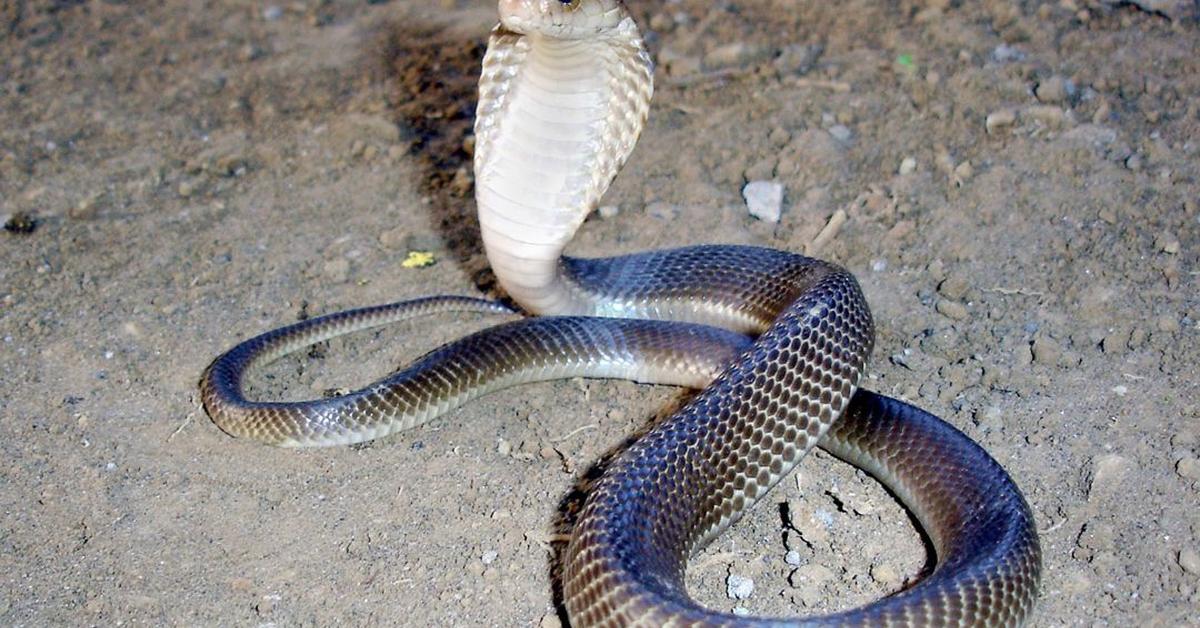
xmin=743 ymin=180 xmax=784 ymax=223
xmin=726 ymin=574 xmax=755 ymax=600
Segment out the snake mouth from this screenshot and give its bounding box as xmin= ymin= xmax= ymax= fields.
xmin=498 ymin=0 xmax=626 ymax=39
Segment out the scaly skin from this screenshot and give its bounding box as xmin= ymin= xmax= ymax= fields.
xmin=200 ymin=1 xmax=1042 ymax=625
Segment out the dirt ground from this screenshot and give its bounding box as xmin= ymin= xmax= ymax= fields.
xmin=2 ymin=0 xmax=1198 ymax=625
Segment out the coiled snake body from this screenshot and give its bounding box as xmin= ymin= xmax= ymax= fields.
xmin=200 ymin=1 xmax=1042 ymax=625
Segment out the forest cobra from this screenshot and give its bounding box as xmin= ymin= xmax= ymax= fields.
xmin=200 ymin=0 xmax=1042 ymax=625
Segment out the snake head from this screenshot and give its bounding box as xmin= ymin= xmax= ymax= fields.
xmin=498 ymin=0 xmax=631 ymax=39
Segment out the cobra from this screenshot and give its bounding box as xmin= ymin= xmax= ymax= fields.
xmin=199 ymin=0 xmax=1042 ymax=625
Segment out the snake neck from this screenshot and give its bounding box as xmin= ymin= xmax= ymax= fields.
xmin=474 ymin=22 xmax=652 ymax=315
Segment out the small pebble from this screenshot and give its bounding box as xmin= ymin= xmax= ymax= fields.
xmin=1177 ymin=457 xmax=1200 ymax=481
xmin=790 ymin=508 xmax=831 ymax=544
xmin=986 ymin=109 xmax=1017 ymax=135
xmin=870 ymin=563 xmax=901 ymax=587
xmin=1112 ymin=385 xmax=1128 ymax=397
xmin=1101 ymin=328 xmax=1129 ymax=354
xmin=1130 ymin=327 xmax=1148 ymax=349
xmin=1035 ymin=76 xmax=1072 ymax=104
xmin=952 ymin=160 xmax=974 ymax=184
xmin=450 ymin=167 xmax=472 ymax=197
xmin=828 ymin=125 xmax=852 ymax=142
xmin=726 ymin=574 xmax=754 ymax=600
xmin=1087 ymin=454 xmax=1131 ymax=499
xmin=974 ymin=405 xmax=1005 ymax=431
xmin=926 ymin=259 xmax=946 ymax=282
xmin=71 ymin=193 xmax=101 ymax=219
xmin=773 ymin=44 xmax=822 ymax=76
xmin=597 ymin=205 xmax=619 ymax=219
xmin=481 ymin=550 xmax=498 ymax=565
xmin=1023 ymin=105 xmax=1066 ymax=128
xmin=262 ymin=5 xmax=283 ymax=20
xmin=898 ymin=157 xmax=917 ymax=175
xmin=936 ymin=299 xmax=969 ymax=320
xmin=768 ymin=127 xmax=792 ymax=146
xmin=785 ymin=550 xmax=804 ymax=566
xmin=991 ymin=44 xmax=1025 ymax=62
xmin=238 ymin=44 xmax=264 ymax=63
xmin=703 ymin=42 xmax=769 ymax=70
xmin=1172 ymin=430 xmax=1198 ymax=448
xmin=660 ymin=49 xmax=701 ymax=77
xmin=789 ymin=563 xmax=835 ymax=588
xmin=1180 ymin=548 xmax=1200 ymax=576
xmin=648 ymin=12 xmax=674 ymax=32
xmin=1155 ymin=232 xmax=1180 ymax=254
xmin=178 ymin=178 xmax=202 ymax=198
xmin=1074 ymin=521 xmax=1115 ymax=561
xmin=789 ymin=565 xmax=833 ymax=607
xmin=1031 ymin=335 xmax=1062 ymax=365
xmin=743 ymin=181 xmax=785 ymax=223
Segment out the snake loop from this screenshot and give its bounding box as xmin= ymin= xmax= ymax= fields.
xmin=200 ymin=1 xmax=1041 ymax=625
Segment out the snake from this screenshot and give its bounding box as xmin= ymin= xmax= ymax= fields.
xmin=199 ymin=0 xmax=1043 ymax=625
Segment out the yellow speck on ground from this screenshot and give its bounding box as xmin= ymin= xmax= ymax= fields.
xmin=401 ymin=251 xmax=436 ymax=268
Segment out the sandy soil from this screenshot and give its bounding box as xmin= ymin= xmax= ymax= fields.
xmin=2 ymin=0 xmax=1198 ymax=625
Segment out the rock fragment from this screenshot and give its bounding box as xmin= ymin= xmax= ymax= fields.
xmin=788 ymin=563 xmax=834 ymax=607
xmin=974 ymin=405 xmax=1005 ymax=431
xmin=1031 ymin=335 xmax=1062 ymax=365
xmin=1156 ymin=232 xmax=1180 ymax=254
xmin=937 ymin=273 xmax=970 ymax=300
xmin=936 ymin=299 xmax=968 ymax=320
xmin=1180 ymin=548 xmax=1200 ymax=576
xmin=1035 ymin=76 xmax=1073 ymax=104
xmin=870 ymin=563 xmax=901 ymax=588
xmin=726 ymin=574 xmax=754 ymax=600
xmin=1177 ymin=457 xmax=1200 ymax=481
xmin=986 ymin=109 xmax=1017 ymax=134
xmin=743 ymin=181 xmax=784 ymax=223
xmin=1086 ymin=454 xmax=1131 ymax=500
xmin=703 ymin=42 xmax=770 ymax=71
xmin=827 ymin=125 xmax=852 ymax=142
